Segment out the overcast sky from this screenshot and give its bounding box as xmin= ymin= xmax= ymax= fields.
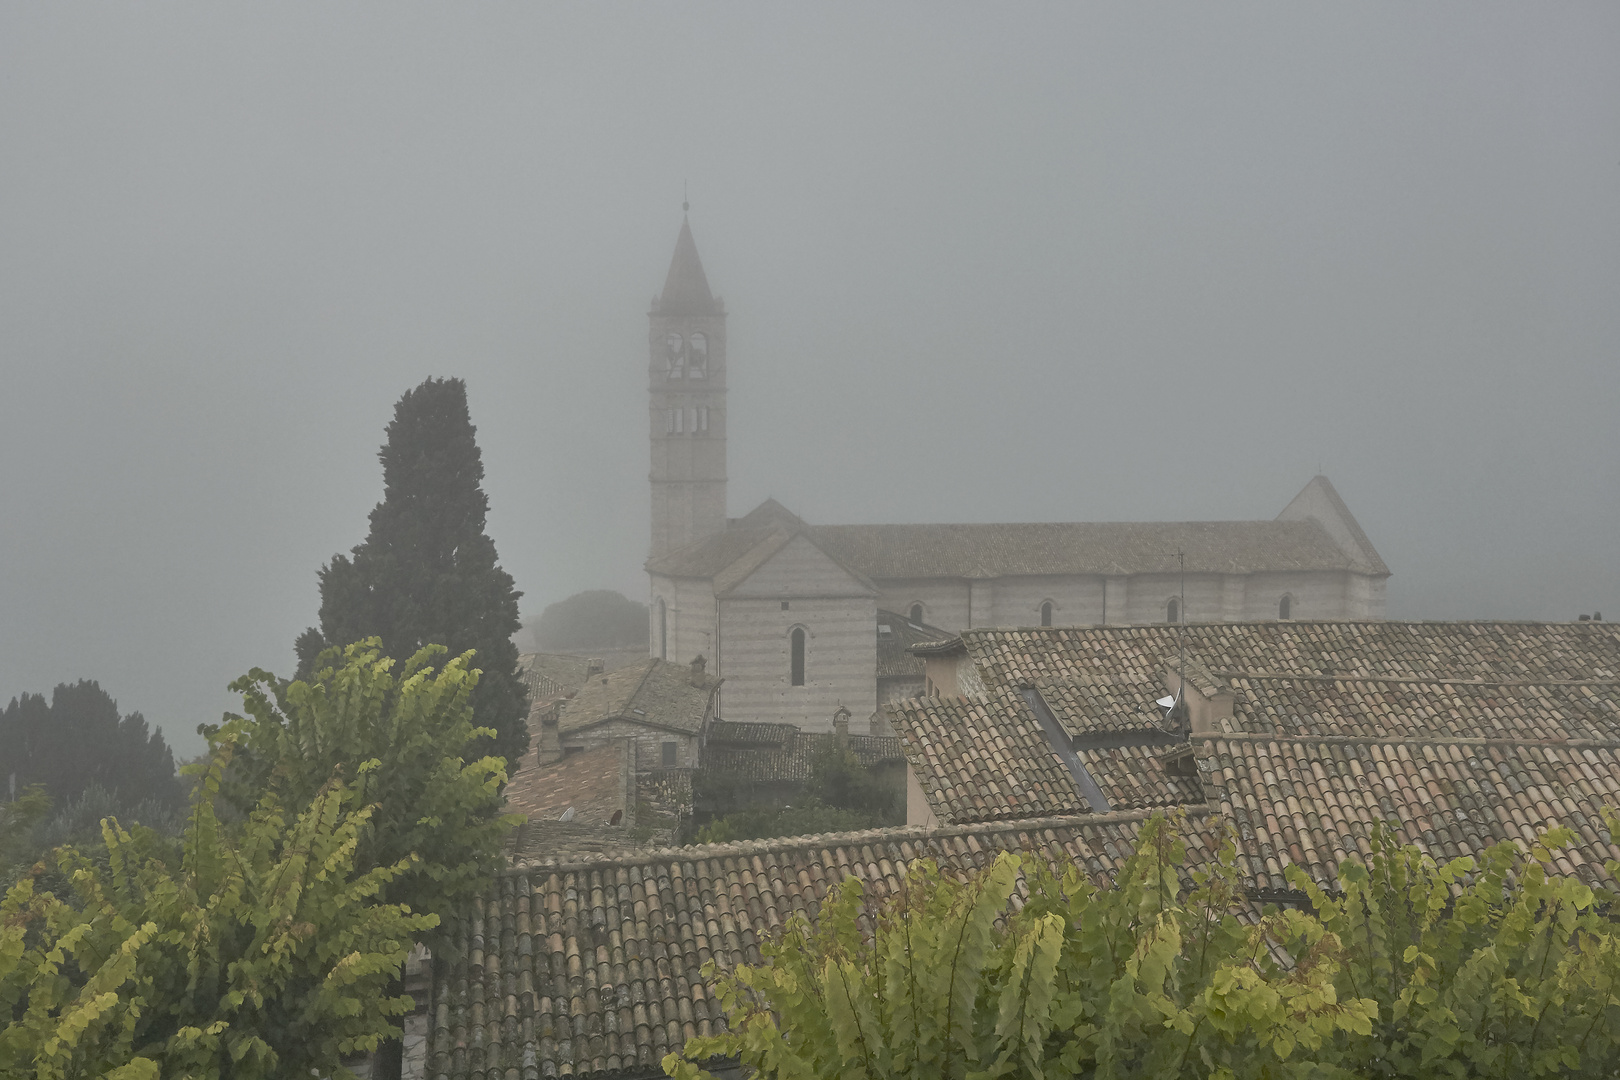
xmin=2 ymin=3 xmax=1616 ymax=757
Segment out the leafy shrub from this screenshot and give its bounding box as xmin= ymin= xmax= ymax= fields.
xmin=666 ymin=811 xmax=1620 ymax=1080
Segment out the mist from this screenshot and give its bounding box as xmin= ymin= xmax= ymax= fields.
xmin=2 ymin=3 xmax=1616 ymax=757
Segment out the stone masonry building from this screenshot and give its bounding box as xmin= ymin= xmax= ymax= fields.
xmin=643 ymin=217 xmax=1390 ymax=731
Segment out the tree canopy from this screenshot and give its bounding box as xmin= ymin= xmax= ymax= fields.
xmin=0 ymin=680 xmax=181 ymax=812
xmin=529 ymin=589 xmax=649 ymax=652
xmin=0 ymin=640 xmax=516 ymax=1080
xmin=666 ymin=812 xmax=1620 ymax=1080
xmin=296 ymin=376 xmax=528 ymax=767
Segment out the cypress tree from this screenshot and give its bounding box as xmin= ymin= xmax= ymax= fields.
xmin=297 ymin=377 xmax=529 ymax=768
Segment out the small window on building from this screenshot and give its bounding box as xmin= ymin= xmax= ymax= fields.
xmin=1167 ymin=598 xmax=1180 ymax=624
xmin=1040 ymin=601 xmax=1054 ymax=627
xmin=665 ymin=332 xmax=684 ymax=376
xmin=688 ymin=332 xmax=707 ymax=377
xmin=661 ymin=741 xmax=677 ymax=768
xmin=698 ymin=406 xmax=708 ymax=431
xmin=1279 ymin=595 xmax=1292 ymax=620
xmin=675 ymin=408 xmax=684 ymax=434
xmin=688 ymin=407 xmax=697 ymax=433
xmin=790 ymin=627 xmax=806 ymax=686
xmin=664 ymin=409 xmax=675 ymax=434
xmin=781 ymin=600 xmax=790 ymax=610
xmin=909 ymin=603 xmax=924 ymax=624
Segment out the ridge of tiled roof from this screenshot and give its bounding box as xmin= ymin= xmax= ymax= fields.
xmin=959 ymin=622 xmax=1620 ymax=689
xmin=806 ymin=519 xmax=1362 ymax=579
xmin=558 ymin=658 xmax=718 ymax=736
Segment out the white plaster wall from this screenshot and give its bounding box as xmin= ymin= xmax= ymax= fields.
xmin=717 ymin=595 xmax=877 ymax=731
xmin=649 ymin=574 xmax=717 ymax=664
xmin=989 ymin=575 xmax=1107 ymax=626
xmin=871 ymin=579 xmax=972 ymax=631
xmin=1122 ymin=573 xmax=1234 ymax=624
xmin=726 ymin=534 xmax=876 ymax=599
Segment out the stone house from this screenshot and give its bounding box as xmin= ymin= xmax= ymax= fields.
xmin=525 ymin=655 xmax=721 ymax=773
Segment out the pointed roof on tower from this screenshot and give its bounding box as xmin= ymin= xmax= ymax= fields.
xmin=658 ymin=217 xmax=720 ymax=316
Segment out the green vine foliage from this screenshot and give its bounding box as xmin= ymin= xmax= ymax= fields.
xmin=663 ymin=812 xmax=1620 ymax=1080
xmin=0 ymin=640 xmax=521 ymax=1079
xmin=0 ymin=724 xmax=432 ymax=1079
xmin=211 ymin=638 xmax=519 ymax=957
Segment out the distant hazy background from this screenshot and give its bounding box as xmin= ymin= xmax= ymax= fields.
xmin=3 ymin=4 xmax=1616 ymax=756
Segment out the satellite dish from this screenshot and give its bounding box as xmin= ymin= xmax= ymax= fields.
xmin=1155 ymin=695 xmax=1176 ymax=710
xmin=559 ymin=807 xmax=576 ymax=822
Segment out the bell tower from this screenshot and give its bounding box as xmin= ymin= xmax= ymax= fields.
xmin=648 ymin=215 xmax=727 ymax=563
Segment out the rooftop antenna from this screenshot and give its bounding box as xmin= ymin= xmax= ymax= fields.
xmin=1151 ymin=548 xmax=1189 ymax=735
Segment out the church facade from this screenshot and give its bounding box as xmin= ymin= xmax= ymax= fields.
xmin=643 ymin=219 xmax=1390 ymax=731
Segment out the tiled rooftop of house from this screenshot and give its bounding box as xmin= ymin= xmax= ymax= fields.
xmin=886 ymin=690 xmax=1089 ymax=823
xmin=428 ymin=808 xmax=1221 ymax=1080
xmin=947 ymin=621 xmax=1620 ymax=689
xmin=504 ymin=742 xmax=631 ymax=827
xmin=440 ymin=620 xmax=1620 ymax=1080
xmin=558 ymin=658 xmax=720 ymax=736
xmin=1206 ymin=736 xmax=1620 ymax=891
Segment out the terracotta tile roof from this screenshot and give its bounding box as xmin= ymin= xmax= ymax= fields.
xmin=703 ymin=720 xmax=792 ymax=747
xmin=1220 ymin=676 xmax=1620 ymax=741
xmin=559 ymin=658 xmax=719 ymax=737
xmin=958 ymin=622 xmax=1620 ymax=689
xmin=1204 ymin=735 xmax=1620 ymax=892
xmin=1078 ymin=744 xmax=1204 ymax=811
xmin=505 ymin=742 xmax=631 ymax=826
xmin=516 ymin=653 xmax=600 ymax=702
xmin=886 ymin=690 xmax=1090 ymax=823
xmin=1033 ymin=674 xmax=1177 ymax=736
xmin=427 ymin=809 xmax=1222 ymax=1080
xmin=808 ymin=519 xmax=1363 ymax=578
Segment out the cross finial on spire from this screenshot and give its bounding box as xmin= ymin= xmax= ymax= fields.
xmin=683 ymin=179 xmax=689 ymax=214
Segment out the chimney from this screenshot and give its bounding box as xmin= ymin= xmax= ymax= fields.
xmin=832 ymin=705 xmax=851 ymax=749
xmin=689 ymin=654 xmax=707 ymax=687
xmin=586 ymin=657 xmax=605 ymax=677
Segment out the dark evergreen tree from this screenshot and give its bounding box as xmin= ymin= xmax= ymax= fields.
xmin=0 ymin=680 xmax=182 ymax=812
xmin=296 ymin=377 xmax=529 ymax=768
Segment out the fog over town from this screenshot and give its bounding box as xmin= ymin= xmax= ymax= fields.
xmin=3 ymin=4 xmax=1617 ymax=756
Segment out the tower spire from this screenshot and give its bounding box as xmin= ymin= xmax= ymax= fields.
xmin=658 ymin=217 xmax=718 ymax=315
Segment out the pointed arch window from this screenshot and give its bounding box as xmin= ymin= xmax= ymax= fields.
xmin=1167 ymin=598 xmax=1180 ymax=625
xmin=664 ymin=332 xmax=684 ymax=378
xmin=790 ymin=627 xmax=806 ymax=686
xmin=1279 ymin=595 xmax=1292 ymax=620
xmin=657 ymin=598 xmax=668 ymax=660
xmin=909 ymin=603 xmax=924 ymax=624
xmin=1040 ymin=601 xmax=1054 ymax=627
xmin=688 ymin=332 xmax=707 ymax=378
